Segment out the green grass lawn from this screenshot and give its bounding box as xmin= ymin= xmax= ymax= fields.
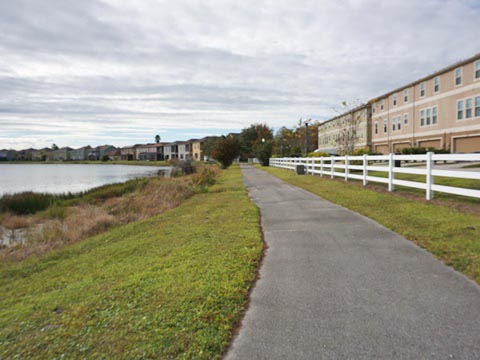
xmin=259 ymin=166 xmax=480 ymax=284
xmin=366 ymin=170 xmax=480 ymax=205
xmin=0 ymin=166 xmax=263 ymax=359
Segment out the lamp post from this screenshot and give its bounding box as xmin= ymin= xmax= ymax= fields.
xmin=305 ymin=119 xmax=310 ymax=156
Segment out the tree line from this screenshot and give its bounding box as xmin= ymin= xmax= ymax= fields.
xmin=204 ymin=120 xmax=319 ymax=168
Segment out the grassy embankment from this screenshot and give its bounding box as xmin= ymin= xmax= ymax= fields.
xmin=259 ymin=166 xmax=480 ymax=283
xmin=0 ymin=165 xmax=263 ymax=359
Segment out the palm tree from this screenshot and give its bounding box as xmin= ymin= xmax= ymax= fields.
xmin=155 ymin=134 xmax=161 ymax=144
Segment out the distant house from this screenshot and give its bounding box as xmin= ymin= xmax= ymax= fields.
xmin=135 ymin=143 xmax=165 ymax=161
xmin=163 ymin=143 xmax=179 ymax=160
xmin=177 ymin=141 xmax=193 ymax=160
xmin=52 ymin=147 xmax=73 ymax=161
xmin=88 ymin=145 xmax=116 ymax=160
xmin=104 ymin=149 xmax=122 ymax=161
xmin=0 ymin=149 xmax=16 ymax=161
xmin=191 ymin=137 xmax=212 ymax=161
xmin=69 ymin=146 xmax=92 ymax=161
xmin=120 ymin=145 xmax=140 ymax=160
xmin=16 ymin=148 xmax=37 ymax=161
xmin=31 ymin=148 xmax=52 ymax=161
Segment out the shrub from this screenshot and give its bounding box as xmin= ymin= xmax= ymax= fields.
xmin=101 ymin=155 xmax=110 ymax=162
xmin=191 ymin=167 xmax=219 ymax=188
xmin=0 ymin=192 xmax=55 ymax=215
xmin=308 ymin=152 xmax=330 ymax=157
xmin=255 ymin=141 xmax=273 ymax=166
xmin=212 ymin=137 xmax=240 ymax=169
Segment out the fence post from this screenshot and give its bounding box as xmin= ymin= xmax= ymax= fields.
xmin=311 ymin=158 xmax=315 ymax=175
xmin=331 ymin=156 xmax=335 ymax=179
xmin=345 ymin=155 xmax=349 ymax=181
xmin=426 ymin=152 xmax=434 ymax=200
xmin=388 ymin=153 xmax=394 ymax=192
xmin=363 ymin=154 xmax=368 ymax=186
xmin=320 ymin=157 xmax=324 ymax=177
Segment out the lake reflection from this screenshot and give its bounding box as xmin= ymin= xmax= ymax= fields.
xmin=0 ymin=164 xmax=170 ymax=196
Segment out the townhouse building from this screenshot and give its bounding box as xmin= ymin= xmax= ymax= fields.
xmin=163 ymin=143 xmax=178 ymax=160
xmin=52 ymin=147 xmax=73 ymax=161
xmin=317 ymin=104 xmax=372 ymax=155
xmin=135 ymin=143 xmax=165 ymax=161
xmin=191 ymin=137 xmax=211 ymax=161
xmin=69 ymin=146 xmax=91 ymax=161
xmin=88 ymin=145 xmax=116 ymax=160
xmin=371 ymin=54 xmax=480 ymax=154
xmin=177 ymin=141 xmax=194 ymax=160
xmin=120 ymin=145 xmax=139 ymax=160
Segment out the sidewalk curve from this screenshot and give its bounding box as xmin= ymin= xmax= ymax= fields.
xmin=226 ymin=165 xmax=480 ymax=359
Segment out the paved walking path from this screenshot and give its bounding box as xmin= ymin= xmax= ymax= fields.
xmin=226 ymin=165 xmax=480 ymax=359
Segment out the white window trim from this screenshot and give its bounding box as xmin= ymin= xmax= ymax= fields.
xmin=454 ymin=67 xmax=463 ymax=87
xmin=457 ymin=95 xmax=480 ymax=121
xmin=433 ymin=76 xmax=440 ymax=93
xmin=393 ymin=93 xmax=398 ymax=107
xmin=474 ymin=60 xmax=480 ymax=81
xmin=419 ymin=106 xmax=438 ymax=127
xmin=420 ymin=82 xmax=426 ymax=98
xmin=374 ymin=121 xmax=379 ymax=135
xmin=404 ymin=113 xmax=409 ymax=126
xmin=404 ymin=89 xmax=409 ymax=103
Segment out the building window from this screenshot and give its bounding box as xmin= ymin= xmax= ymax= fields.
xmin=457 ymin=100 xmax=464 ymax=120
xmin=426 ymin=108 xmax=431 ymax=125
xmin=392 ymin=118 xmax=396 ymax=131
xmin=455 ymin=68 xmax=462 ymax=85
xmin=432 ymin=107 xmax=438 ymax=124
xmin=476 ymin=61 xmax=480 ymax=80
xmin=420 ymin=82 xmax=425 ymax=97
xmin=380 ymin=99 xmax=384 ymax=111
xmin=476 ymin=96 xmax=480 ymax=117
xmin=404 ymin=113 xmax=409 ymax=125
xmin=404 ymin=89 xmax=408 ymax=103
xmin=466 ymin=98 xmax=472 ymax=118
xmin=420 ymin=109 xmax=425 ymax=126
xmin=374 ymin=121 xmax=378 ymax=134
xmin=383 ymin=119 xmax=387 ymax=133
xmin=393 ymin=94 xmax=397 ymax=106
xmin=397 ymin=116 xmax=401 ymax=131
xmin=434 ymin=77 xmax=440 ymax=93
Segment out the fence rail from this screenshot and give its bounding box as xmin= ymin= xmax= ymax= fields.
xmin=269 ymin=153 xmax=480 ymax=200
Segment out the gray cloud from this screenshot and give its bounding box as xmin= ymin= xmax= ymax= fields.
xmin=0 ymin=0 xmax=479 ymax=149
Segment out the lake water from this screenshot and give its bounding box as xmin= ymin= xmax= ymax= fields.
xmin=0 ymin=164 xmax=170 ymax=196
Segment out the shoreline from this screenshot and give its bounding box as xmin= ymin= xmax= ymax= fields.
xmin=0 ymin=160 xmax=170 ymax=167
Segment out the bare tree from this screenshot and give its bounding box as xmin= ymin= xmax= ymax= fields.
xmin=333 ymin=100 xmax=365 ymax=155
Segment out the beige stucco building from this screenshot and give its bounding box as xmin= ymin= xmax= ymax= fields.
xmin=371 ymin=54 xmax=480 ymax=154
xmin=317 ymin=104 xmax=371 ymax=155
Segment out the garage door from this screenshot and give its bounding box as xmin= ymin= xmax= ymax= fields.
xmin=454 ymin=136 xmax=480 ymax=153
xmin=375 ymin=144 xmax=389 ymax=154
xmin=393 ymin=143 xmax=411 ymax=152
xmin=418 ymin=140 xmax=441 ymax=149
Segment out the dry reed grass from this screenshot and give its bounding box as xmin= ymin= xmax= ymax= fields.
xmin=0 ymin=171 xmax=218 ymax=261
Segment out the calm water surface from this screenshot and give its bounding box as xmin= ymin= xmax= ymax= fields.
xmin=0 ymin=164 xmax=170 ymax=196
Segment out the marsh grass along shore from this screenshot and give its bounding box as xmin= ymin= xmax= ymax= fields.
xmin=0 ymin=166 xmax=219 ymax=260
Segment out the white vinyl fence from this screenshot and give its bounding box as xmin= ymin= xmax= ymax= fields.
xmin=270 ymin=153 xmax=480 ymax=200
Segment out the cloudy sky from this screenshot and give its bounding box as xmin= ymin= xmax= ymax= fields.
xmin=1 ymin=0 xmax=479 ymax=149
